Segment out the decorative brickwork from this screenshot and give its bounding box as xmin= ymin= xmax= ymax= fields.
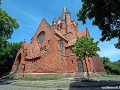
xmin=11 ymin=7 xmax=105 ymax=78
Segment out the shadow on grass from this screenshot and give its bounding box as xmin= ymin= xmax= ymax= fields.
xmin=68 ymin=78 xmax=120 ymax=90
xmin=0 ymin=78 xmax=17 ymax=85
xmin=0 ymin=75 xmax=17 ymax=85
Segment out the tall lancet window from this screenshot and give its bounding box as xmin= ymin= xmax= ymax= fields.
xmin=39 ymin=32 xmax=45 ymax=42
xmin=59 ymin=40 xmax=64 ymax=54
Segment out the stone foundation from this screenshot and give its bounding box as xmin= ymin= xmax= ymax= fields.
xmin=12 ymin=72 xmax=106 ymax=79
xmin=12 ymin=72 xmax=75 ymax=79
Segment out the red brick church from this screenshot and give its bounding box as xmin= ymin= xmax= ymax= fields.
xmin=11 ymin=7 xmax=105 ymax=78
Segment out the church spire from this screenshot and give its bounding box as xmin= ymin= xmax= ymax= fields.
xmin=60 ymin=7 xmax=71 ymax=20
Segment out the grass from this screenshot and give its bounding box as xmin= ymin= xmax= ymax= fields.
xmin=19 ymin=77 xmax=60 ymax=81
xmin=101 ymin=74 xmax=119 ymax=77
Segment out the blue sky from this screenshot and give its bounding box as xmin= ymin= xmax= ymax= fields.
xmin=1 ymin=0 xmax=120 ymax=62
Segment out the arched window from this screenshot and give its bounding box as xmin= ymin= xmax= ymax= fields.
xmin=59 ymin=40 xmax=64 ymax=54
xmin=71 ymin=60 xmax=74 ymax=64
xmin=38 ymin=32 xmax=45 ymax=42
xmin=70 ymin=48 xmax=73 ymax=54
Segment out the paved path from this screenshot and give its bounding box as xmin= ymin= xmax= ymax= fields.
xmin=0 ymin=77 xmax=120 ymax=90
xmin=0 ymin=85 xmax=120 ymax=90
xmin=0 ymin=85 xmax=66 ymax=90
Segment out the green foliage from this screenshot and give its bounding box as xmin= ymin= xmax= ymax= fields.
xmin=100 ymin=57 xmax=110 ymax=67
xmin=0 ymin=42 xmax=22 ymax=77
xmin=73 ymin=36 xmax=100 ymax=60
xmin=20 ymin=77 xmax=60 ymax=81
xmin=77 ymin=0 xmax=120 ymax=49
xmin=112 ymin=61 xmax=120 ymax=75
xmin=0 ymin=0 xmax=2 ymax=6
xmin=0 ymin=1 xmax=20 ymax=77
xmin=0 ymin=3 xmax=19 ymax=47
xmin=101 ymin=57 xmax=120 ymax=75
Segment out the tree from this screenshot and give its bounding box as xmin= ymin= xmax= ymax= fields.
xmin=0 ymin=42 xmax=22 ymax=77
xmin=101 ymin=57 xmax=120 ymax=75
xmin=0 ymin=1 xmax=19 ymax=47
xmin=73 ymin=36 xmax=100 ymax=59
xmin=0 ymin=1 xmax=20 ymax=77
xmin=112 ymin=61 xmax=120 ymax=75
xmin=73 ymin=36 xmax=100 ymax=78
xmin=100 ymin=57 xmax=111 ymax=74
xmin=100 ymin=57 xmax=110 ymax=67
xmin=0 ymin=0 xmax=1 ymax=6
xmin=77 ymin=0 xmax=120 ymax=49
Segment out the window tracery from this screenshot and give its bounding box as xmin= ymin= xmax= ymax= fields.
xmin=40 ymin=46 xmax=47 ymax=55
xmin=59 ymin=40 xmax=64 ymax=54
xmin=38 ymin=31 xmax=45 ymax=42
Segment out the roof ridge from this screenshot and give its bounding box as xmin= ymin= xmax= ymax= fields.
xmin=54 ymin=29 xmax=68 ymax=41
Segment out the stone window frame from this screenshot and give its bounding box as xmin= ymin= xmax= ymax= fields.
xmin=40 ymin=46 xmax=47 ymax=55
xmin=38 ymin=31 xmax=45 ymax=43
xmin=58 ymin=40 xmax=64 ymax=55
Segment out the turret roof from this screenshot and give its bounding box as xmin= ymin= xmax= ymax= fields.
xmin=60 ymin=7 xmax=70 ymax=20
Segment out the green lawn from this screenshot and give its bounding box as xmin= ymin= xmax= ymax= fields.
xmin=19 ymin=77 xmax=60 ymax=81
xmin=101 ymin=74 xmax=119 ymax=77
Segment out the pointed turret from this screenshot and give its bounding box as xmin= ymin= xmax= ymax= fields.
xmin=60 ymin=7 xmax=71 ymax=20
xmin=60 ymin=7 xmax=71 ymax=33
xmin=52 ymin=18 xmax=57 ymax=28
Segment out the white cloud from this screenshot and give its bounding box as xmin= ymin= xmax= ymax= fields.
xmin=6 ymin=1 xmax=41 ymax=23
xmin=20 ymin=24 xmax=36 ymax=29
xmin=98 ymin=40 xmax=120 ymax=61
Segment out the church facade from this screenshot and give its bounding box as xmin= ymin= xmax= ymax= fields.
xmin=11 ymin=7 xmax=105 ymax=78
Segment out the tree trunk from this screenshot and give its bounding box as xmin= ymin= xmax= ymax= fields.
xmin=85 ymin=57 xmax=90 ymax=79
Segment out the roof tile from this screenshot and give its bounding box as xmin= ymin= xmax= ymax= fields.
xmin=66 ymin=29 xmax=87 ymax=47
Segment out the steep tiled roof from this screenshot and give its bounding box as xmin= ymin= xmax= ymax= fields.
xmin=54 ymin=29 xmax=68 ymax=41
xmin=66 ymin=29 xmax=87 ymax=47
xmin=24 ymin=44 xmax=41 ymax=59
xmin=66 ymin=37 xmax=76 ymax=47
xmin=77 ymin=29 xmax=87 ymax=37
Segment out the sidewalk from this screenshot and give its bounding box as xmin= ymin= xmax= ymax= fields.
xmin=70 ymin=78 xmax=120 ymax=87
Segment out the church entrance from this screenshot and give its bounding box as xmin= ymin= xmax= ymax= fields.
xmin=77 ymin=59 xmax=83 ymax=72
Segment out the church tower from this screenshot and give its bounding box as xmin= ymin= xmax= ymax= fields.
xmin=52 ymin=7 xmax=78 ymax=40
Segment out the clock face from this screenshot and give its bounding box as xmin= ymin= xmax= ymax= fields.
xmin=39 ymin=32 xmax=45 ymax=42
